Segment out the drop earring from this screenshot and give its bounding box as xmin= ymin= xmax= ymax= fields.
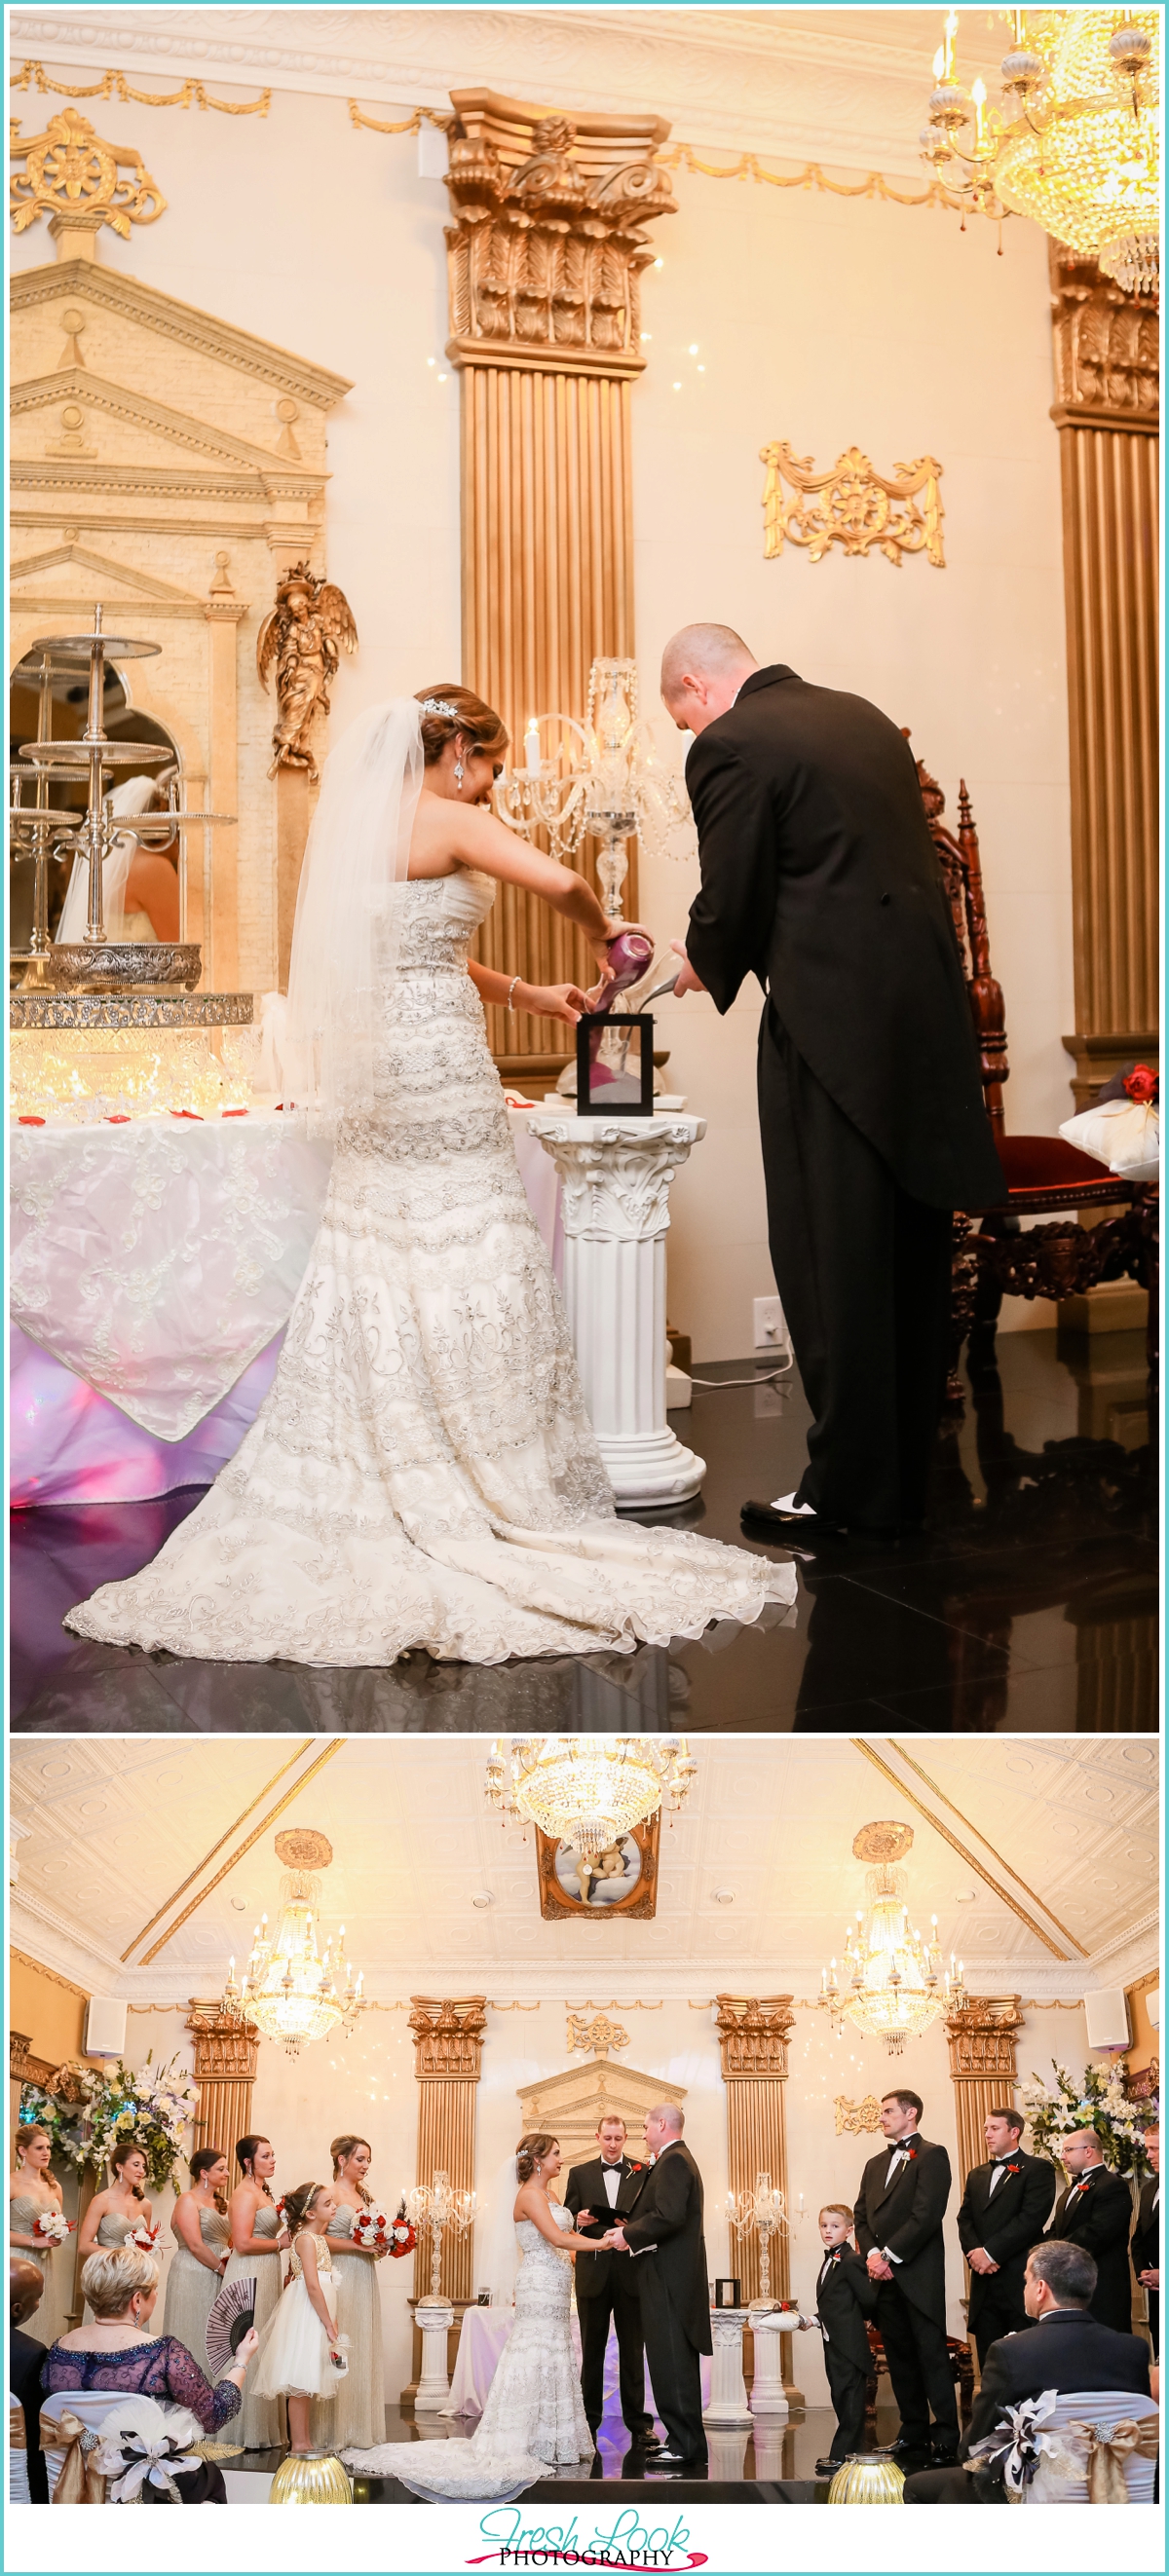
xmin=454 ymin=742 xmax=465 ymax=788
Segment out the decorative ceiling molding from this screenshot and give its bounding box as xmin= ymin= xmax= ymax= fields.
xmin=8 ymin=9 xmax=1010 ymax=179
xmin=10 ymin=258 xmax=354 ymax=410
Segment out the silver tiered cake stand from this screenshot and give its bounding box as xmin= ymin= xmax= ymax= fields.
xmin=10 ymin=607 xmax=251 ymax=1114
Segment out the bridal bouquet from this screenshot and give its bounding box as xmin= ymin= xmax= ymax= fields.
xmin=34 ymin=2210 xmax=74 ymax=2246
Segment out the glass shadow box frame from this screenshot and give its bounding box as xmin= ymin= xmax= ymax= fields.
xmin=575 ymin=1011 xmax=656 ymax=1115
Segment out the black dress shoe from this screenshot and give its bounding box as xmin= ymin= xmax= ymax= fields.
xmin=929 ymin=2445 xmax=961 ymax=2467
xmin=629 ymin=2432 xmax=663 ymax=2449
xmin=889 ymin=2436 xmax=930 ymax=2461
xmin=741 ymin=1498 xmax=843 ymax=1537
xmin=645 ymin=2448 xmax=707 ymax=2470
xmin=815 ymin=2456 xmax=845 ymax=2476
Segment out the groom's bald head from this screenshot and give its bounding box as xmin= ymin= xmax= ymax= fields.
xmin=660 ymin=625 xmax=758 ymax=733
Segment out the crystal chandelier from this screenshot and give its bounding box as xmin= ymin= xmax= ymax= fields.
xmin=485 ymin=1736 xmax=697 ymax=1858
xmin=493 ymin=656 xmax=694 ymax=921
xmin=921 ymin=9 xmax=1160 ymax=295
xmin=818 ymin=1823 xmax=968 ymax=2056
xmin=221 ymin=1830 xmax=366 ymax=2057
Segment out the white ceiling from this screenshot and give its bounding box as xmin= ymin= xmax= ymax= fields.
xmin=10 ymin=8 xmax=1014 ymax=173
xmin=10 ymin=1734 xmax=1158 ymax=2006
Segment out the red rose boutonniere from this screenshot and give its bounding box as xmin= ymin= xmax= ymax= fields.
xmin=903 ymin=2145 xmax=919 ymax=2162
xmin=627 ymin=2163 xmax=643 ymax=2175
xmin=1004 ymin=2162 xmax=1022 ymax=2178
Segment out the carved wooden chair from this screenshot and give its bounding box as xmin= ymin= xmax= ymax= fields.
xmin=863 ymin=2324 xmax=976 ymax=2428
xmin=909 ymin=745 xmax=1159 ymax=1403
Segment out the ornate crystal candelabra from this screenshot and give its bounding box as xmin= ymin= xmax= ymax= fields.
xmin=406 ymin=2170 xmax=476 ymax=2306
xmin=494 ymin=655 xmax=693 ymax=921
xmin=725 ymin=2170 xmax=788 ymax=2311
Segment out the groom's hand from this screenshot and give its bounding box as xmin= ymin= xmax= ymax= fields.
xmin=669 ymin=939 xmax=707 ymax=997
xmin=603 ymin=2226 xmax=629 ymax=2252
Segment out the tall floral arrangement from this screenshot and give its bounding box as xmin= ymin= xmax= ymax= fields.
xmin=1021 ymin=2060 xmax=1155 ymax=2180
xmin=19 ymin=2051 xmax=199 ymax=2192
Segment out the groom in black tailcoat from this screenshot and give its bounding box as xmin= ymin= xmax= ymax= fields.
xmin=956 ymin=2105 xmax=1056 ymax=2366
xmin=853 ymin=2086 xmax=959 ymax=2465
xmin=603 ymin=2106 xmax=712 ymax=2470
xmin=563 ymin=2116 xmax=656 ymax=2444
xmin=662 ymin=624 xmax=1003 ymax=1538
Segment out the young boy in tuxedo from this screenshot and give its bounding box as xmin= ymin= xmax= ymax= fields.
xmin=800 ymin=2204 xmax=878 ymax=2475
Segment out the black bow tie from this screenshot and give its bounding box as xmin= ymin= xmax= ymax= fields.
xmin=992 ymin=2156 xmax=1015 ymax=2167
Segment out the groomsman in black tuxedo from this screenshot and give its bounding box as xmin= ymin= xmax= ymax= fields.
xmin=604 ymin=2106 xmax=712 ymax=2471
xmin=1131 ymin=2124 xmax=1159 ymax=2358
xmin=853 ymin=2087 xmax=958 ymax=2466
xmin=563 ymin=2116 xmax=656 ymax=2445
xmin=1048 ymin=2128 xmax=1135 ymax=2333
xmin=956 ymin=2106 xmax=1056 ymax=2366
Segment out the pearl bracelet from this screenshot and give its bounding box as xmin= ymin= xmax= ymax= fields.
xmin=507 ymin=975 xmax=521 ymax=1010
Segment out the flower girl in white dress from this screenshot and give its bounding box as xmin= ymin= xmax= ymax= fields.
xmin=252 ymin=2183 xmax=345 ymax=2452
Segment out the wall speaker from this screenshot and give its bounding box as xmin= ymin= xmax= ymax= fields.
xmin=84 ymin=1996 xmax=128 ymax=2058
xmin=1083 ymin=1988 xmax=1130 ymax=2051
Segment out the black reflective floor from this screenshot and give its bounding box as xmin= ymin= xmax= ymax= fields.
xmin=10 ymin=1325 xmax=1156 ymax=1733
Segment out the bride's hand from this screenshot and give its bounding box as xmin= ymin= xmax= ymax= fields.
xmin=518 ymin=980 xmax=593 ymax=1027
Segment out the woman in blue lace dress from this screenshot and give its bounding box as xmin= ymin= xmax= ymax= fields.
xmin=43 ymin=2245 xmax=258 ymax=2503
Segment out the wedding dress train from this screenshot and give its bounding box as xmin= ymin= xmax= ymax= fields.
xmin=65 ymin=871 xmax=795 ymax=1665
xmin=344 ymin=2208 xmax=592 ymax=2501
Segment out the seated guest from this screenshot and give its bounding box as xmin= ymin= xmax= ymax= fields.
xmin=956 ymin=2106 xmax=1056 ymax=2366
xmin=1048 ymin=2129 xmax=1135 ymax=2333
xmin=1132 ymin=2126 xmax=1159 ymax=2361
xmin=904 ymin=2240 xmax=1151 ymax=2502
xmin=42 ymin=2246 xmax=258 ymax=2503
xmin=798 ymin=2204 xmax=877 ymax=2476
xmin=10 ymin=2256 xmax=49 ymax=2504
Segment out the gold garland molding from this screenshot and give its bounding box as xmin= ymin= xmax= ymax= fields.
xmin=10 ymin=1945 xmax=91 ymax=2001
xmin=656 ymin=139 xmax=983 ymax=217
xmin=11 ymin=59 xmax=270 ymax=114
xmin=762 ymin=440 xmax=945 ymax=569
xmin=349 ymin=99 xmax=453 ymax=135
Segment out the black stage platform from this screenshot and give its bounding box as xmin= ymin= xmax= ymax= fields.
xmin=12 ymin=1326 xmax=1154 ymax=1732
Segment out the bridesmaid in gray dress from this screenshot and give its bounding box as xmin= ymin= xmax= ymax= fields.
xmin=8 ymin=2124 xmax=72 ymax=2347
xmin=311 ymin=2134 xmax=387 ymax=2450
xmin=221 ymin=2134 xmax=289 ymax=2450
xmin=77 ymin=2139 xmax=153 ymax=2323
xmin=164 ymin=2147 xmax=232 ymax=2367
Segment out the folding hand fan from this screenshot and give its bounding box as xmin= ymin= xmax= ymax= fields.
xmin=206 ymin=2274 xmax=256 ymax=2379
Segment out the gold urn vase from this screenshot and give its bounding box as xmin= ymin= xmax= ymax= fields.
xmin=269 ymin=2447 xmax=354 ymax=2504
xmin=827 ymin=2451 xmax=906 ymax=2504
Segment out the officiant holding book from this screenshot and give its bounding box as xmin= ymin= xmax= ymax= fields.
xmin=563 ymin=2117 xmax=657 ymax=2446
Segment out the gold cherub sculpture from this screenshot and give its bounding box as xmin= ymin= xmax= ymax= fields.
xmin=256 ymin=561 xmax=358 ymax=781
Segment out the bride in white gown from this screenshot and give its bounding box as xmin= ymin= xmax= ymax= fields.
xmin=345 ymin=2133 xmax=596 ymax=2501
xmin=65 ymin=687 xmax=796 ymax=1666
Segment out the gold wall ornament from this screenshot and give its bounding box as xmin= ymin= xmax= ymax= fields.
xmin=566 ymin=2011 xmax=629 ymax=2057
xmin=12 ymin=60 xmax=271 ymax=116
xmin=761 ymin=440 xmax=945 ymax=569
xmin=443 ymin=90 xmax=674 ymax=374
xmin=834 ymin=2093 xmax=885 ymax=2137
xmin=349 ymin=100 xmax=454 ymax=137
xmin=256 ymin=560 xmax=358 ymax=783
xmin=10 ymin=105 xmax=166 ymax=245
xmin=716 ymin=1997 xmax=796 ymax=2082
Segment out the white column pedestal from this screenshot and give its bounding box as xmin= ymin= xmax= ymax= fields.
xmin=750 ymin=2419 xmax=788 ymax=2480
xmin=526 ymin=1113 xmax=707 ymax=1508
xmin=747 ymin=2308 xmax=790 ymax=2418
xmin=701 ymin=2305 xmax=752 ymax=2427
xmin=414 ymin=2299 xmax=454 ymax=2411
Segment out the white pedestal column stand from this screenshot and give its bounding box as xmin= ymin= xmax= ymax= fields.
xmin=413 ymin=2300 xmax=455 ymax=2411
xmin=702 ymin=2305 xmax=752 ymax=2428
xmin=526 ymin=1113 xmax=706 ymax=1507
xmin=747 ymin=2309 xmax=790 ymax=2420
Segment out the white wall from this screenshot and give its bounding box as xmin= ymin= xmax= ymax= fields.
xmin=12 ymin=75 xmax=1074 ymax=1356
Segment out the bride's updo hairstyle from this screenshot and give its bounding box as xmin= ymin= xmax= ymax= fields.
xmin=515 ymin=2132 xmax=557 ymax=2184
xmin=283 ymin=2180 xmax=329 ymax=2231
xmin=415 ymin=684 xmax=509 ymax=768
xmin=330 ymin=2134 xmax=374 ymax=2208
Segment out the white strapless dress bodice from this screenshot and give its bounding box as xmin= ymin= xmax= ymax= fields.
xmin=66 ymin=870 xmax=795 ymax=1666
xmin=345 ymin=2200 xmax=591 ymax=2500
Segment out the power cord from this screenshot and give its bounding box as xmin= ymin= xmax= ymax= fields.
xmin=688 ymin=1357 xmax=794 ymax=1389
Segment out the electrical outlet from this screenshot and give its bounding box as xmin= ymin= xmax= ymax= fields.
xmin=753 ymin=1295 xmax=790 ymax=1354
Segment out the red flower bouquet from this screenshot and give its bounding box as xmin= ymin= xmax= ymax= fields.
xmin=33 ymin=2210 xmax=74 ymax=2246
xmin=128 ymin=2219 xmax=160 ymax=2253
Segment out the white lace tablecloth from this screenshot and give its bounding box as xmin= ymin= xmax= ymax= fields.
xmin=10 ymin=1106 xmax=563 ymax=1503
xmin=440 ymin=2303 xmax=710 ymax=2420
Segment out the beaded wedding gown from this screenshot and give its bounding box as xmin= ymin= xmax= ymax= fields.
xmin=65 ymin=871 xmax=795 ymax=1666
xmin=345 ymin=2205 xmax=591 ymax=2501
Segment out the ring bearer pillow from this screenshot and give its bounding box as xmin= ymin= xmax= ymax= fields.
xmin=1060 ymin=1064 xmax=1159 ymax=1185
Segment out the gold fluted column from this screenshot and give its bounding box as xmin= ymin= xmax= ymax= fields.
xmin=716 ymin=1996 xmax=802 ymax=2400
xmin=409 ymin=1997 xmax=487 ymax=2304
xmin=203 ymin=556 xmax=246 ymax=992
xmin=444 ymin=90 xmax=674 ymax=1076
xmin=1051 ymin=248 xmax=1159 ymax=1106
xmin=945 ymin=1997 xmax=1024 ymax=2228
xmin=185 ymin=2004 xmax=259 ymax=2161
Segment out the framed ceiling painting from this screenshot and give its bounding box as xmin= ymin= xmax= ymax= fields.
xmin=535 ymin=1813 xmax=659 ymax=1922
